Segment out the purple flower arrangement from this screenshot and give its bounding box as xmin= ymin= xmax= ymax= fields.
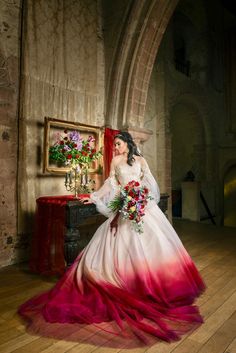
xmin=49 ymin=129 xmax=102 ymax=168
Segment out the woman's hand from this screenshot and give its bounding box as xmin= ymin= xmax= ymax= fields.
xmin=79 ymin=196 xmax=90 ymax=203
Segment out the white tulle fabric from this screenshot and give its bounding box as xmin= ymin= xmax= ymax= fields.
xmin=90 ymin=158 xmax=160 ymax=217
xmin=76 ymin=158 xmax=203 ymax=292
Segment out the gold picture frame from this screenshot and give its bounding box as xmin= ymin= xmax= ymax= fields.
xmin=43 ymin=117 xmax=103 ymax=175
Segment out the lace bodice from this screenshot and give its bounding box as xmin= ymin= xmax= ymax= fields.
xmin=90 ymin=157 xmax=160 ymax=217
xmin=114 ymin=161 xmax=142 ymax=186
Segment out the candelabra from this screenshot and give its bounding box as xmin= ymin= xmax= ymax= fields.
xmin=64 ymin=165 xmax=94 ymax=198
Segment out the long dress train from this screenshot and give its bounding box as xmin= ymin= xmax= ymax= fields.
xmin=18 ymin=158 xmax=206 ymax=344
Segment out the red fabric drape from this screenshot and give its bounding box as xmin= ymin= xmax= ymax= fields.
xmin=104 ymin=127 xmax=120 ymax=178
xmin=29 ymin=195 xmax=89 ymax=276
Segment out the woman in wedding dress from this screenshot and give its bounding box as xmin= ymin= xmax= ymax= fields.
xmin=18 ymin=131 xmax=206 ymax=344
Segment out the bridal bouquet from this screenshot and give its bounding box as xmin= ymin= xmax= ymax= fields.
xmin=109 ymin=180 xmax=153 ymax=233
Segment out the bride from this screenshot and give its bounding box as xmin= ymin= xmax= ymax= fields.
xmin=18 ymin=131 xmax=206 ymax=344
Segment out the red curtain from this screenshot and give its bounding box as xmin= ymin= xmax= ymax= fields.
xmin=104 ymin=127 xmax=119 ymax=178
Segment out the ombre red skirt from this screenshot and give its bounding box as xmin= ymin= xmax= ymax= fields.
xmin=18 ymin=201 xmax=206 ymax=345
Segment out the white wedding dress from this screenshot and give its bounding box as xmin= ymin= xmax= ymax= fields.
xmin=19 ymin=157 xmax=206 ymax=343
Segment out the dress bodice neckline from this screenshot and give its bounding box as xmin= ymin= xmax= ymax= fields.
xmin=114 ymin=159 xmax=142 ymax=186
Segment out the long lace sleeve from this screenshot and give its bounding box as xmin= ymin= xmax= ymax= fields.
xmin=90 ymin=160 xmax=120 ymax=217
xmin=141 ymin=158 xmax=160 ymax=204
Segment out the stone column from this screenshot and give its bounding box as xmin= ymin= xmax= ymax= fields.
xmin=127 ymin=126 xmax=153 ymax=152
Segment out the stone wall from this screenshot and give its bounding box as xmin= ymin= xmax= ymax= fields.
xmin=0 ymin=0 xmax=21 ymax=266
xmin=144 ymin=0 xmax=236 ymax=225
xmin=143 ymin=57 xmax=173 ymax=219
xmin=0 ymin=0 xmax=106 ymax=268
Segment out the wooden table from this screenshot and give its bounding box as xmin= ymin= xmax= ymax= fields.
xmin=29 ymin=196 xmax=105 ymax=276
xmin=29 ymin=194 xmax=169 ymax=276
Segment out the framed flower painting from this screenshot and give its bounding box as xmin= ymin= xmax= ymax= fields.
xmin=43 ymin=117 xmax=103 ymax=175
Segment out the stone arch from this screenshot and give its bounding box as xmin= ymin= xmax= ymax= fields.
xmin=169 ymin=93 xmax=212 ymax=147
xmin=106 ymin=0 xmax=180 ymax=129
xmin=222 ymin=159 xmax=236 ymax=182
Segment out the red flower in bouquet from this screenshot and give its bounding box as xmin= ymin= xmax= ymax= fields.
xmin=109 ymin=180 xmax=153 ymax=233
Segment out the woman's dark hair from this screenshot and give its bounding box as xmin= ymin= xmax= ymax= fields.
xmin=114 ymin=131 xmax=141 ymax=166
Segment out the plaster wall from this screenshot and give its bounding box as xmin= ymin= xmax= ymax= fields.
xmin=18 ymin=0 xmax=106 ymax=243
